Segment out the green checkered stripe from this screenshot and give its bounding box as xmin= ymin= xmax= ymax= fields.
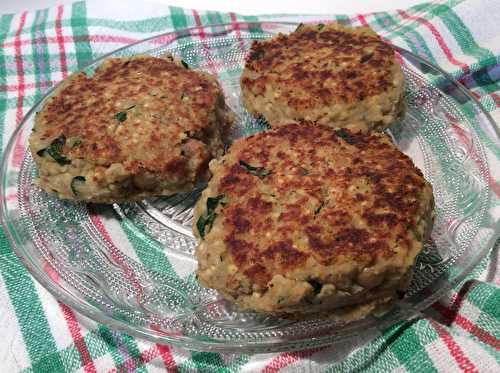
xmin=0 ymin=0 xmax=499 ymax=371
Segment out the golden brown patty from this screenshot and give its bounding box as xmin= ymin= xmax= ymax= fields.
xmin=194 ymin=122 xmax=434 ymax=319
xmin=240 ymin=23 xmax=405 ymax=132
xmin=29 ymin=55 xmax=230 ymax=203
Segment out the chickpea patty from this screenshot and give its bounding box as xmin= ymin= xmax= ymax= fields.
xmin=30 ymin=55 xmax=231 ymax=203
xmin=194 ymin=122 xmax=434 ymax=319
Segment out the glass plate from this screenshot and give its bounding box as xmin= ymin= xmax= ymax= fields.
xmin=1 ymin=22 xmax=499 ymax=353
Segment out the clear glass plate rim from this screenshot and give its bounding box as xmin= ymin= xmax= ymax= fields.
xmin=0 ymin=21 xmax=499 ymax=352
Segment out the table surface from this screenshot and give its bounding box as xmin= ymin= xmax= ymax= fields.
xmin=1 ymin=0 xmax=426 ymax=16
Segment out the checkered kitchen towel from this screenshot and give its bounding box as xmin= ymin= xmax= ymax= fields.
xmin=0 ymin=0 xmax=499 ymax=371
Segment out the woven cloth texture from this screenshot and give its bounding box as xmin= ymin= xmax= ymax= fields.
xmin=0 ymin=0 xmax=499 ymax=371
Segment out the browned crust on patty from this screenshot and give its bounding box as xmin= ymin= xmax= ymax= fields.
xmin=194 ymin=122 xmax=434 ymax=316
xmin=220 ymin=125 xmax=427 ymax=278
xmin=244 ymin=25 xmax=393 ymax=104
xmin=38 ymin=56 xmax=223 ymax=173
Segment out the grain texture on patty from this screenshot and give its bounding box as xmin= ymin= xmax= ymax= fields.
xmin=240 ymin=23 xmax=405 ymax=132
xmin=29 ymin=55 xmax=230 ymax=203
xmin=194 ymin=122 xmax=434 ymax=319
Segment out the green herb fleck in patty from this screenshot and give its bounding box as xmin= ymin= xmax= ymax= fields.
xmin=335 ymin=128 xmax=354 ymax=145
xmin=239 ymin=160 xmax=271 ymax=179
xmin=115 ymin=111 xmax=127 ymax=122
xmin=307 ymin=279 xmax=323 ymax=295
xmin=196 ymin=195 xmax=225 ymax=239
xmin=37 ymin=134 xmax=71 ymax=165
xmin=70 ymin=176 xmax=86 ymax=195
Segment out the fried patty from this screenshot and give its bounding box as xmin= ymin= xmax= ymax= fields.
xmin=240 ymin=23 xmax=405 ymax=133
xmin=29 ymin=55 xmax=230 ymax=203
xmin=194 ymin=122 xmax=434 ymax=319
